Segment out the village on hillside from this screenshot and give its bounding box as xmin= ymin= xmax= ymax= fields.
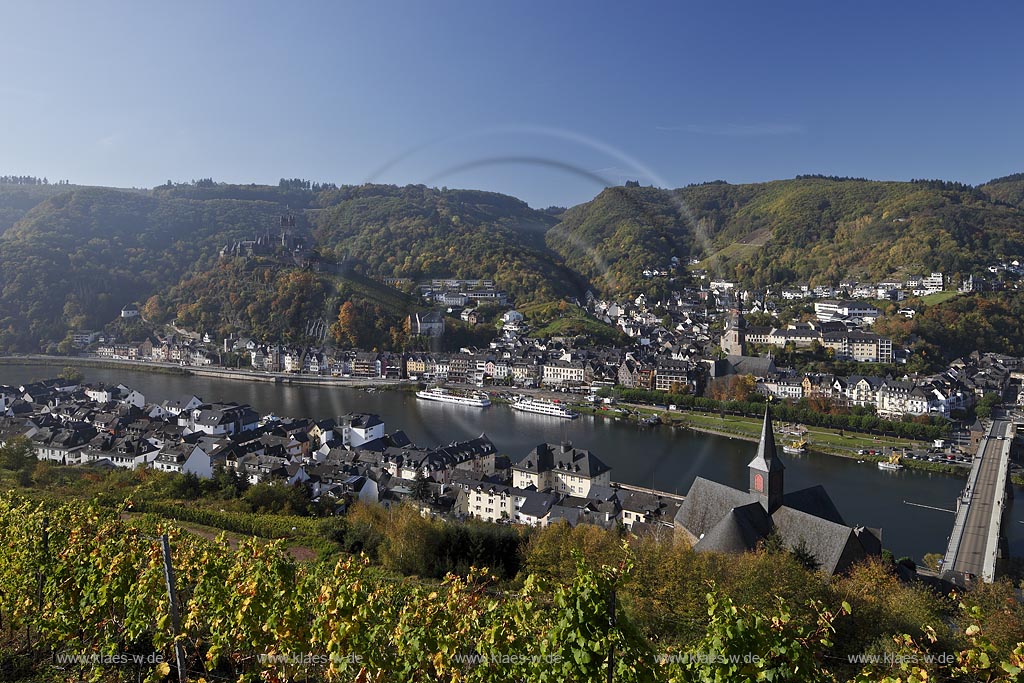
xmin=78 ymin=261 xmax=1024 ymax=426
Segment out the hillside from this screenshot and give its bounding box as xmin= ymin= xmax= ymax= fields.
xmin=981 ymin=172 xmax=1024 ymax=208
xmin=311 ymin=184 xmax=584 ymax=303
xmin=546 ymin=185 xmax=695 ymax=299
xmin=2 ymin=174 xmax=1024 ymax=352
xmin=551 ymin=177 xmax=1024 ymax=296
xmin=0 ymin=183 xmax=586 ymax=352
xmin=0 ymin=187 xmax=299 ymax=350
xmin=0 ymin=182 xmax=86 ymax=235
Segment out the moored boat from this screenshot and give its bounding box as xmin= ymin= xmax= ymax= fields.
xmin=415 ymin=387 xmax=491 ymax=408
xmin=510 ymin=397 xmax=578 ymax=418
xmin=878 ymin=453 xmax=904 ymax=470
xmin=782 ymin=438 xmax=807 ymax=455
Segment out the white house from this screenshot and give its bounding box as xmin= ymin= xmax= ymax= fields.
xmin=511 ymin=442 xmax=612 ymax=497
xmin=337 ymin=413 xmax=385 ymax=448
xmin=116 ymin=384 xmax=146 ymax=409
xmin=153 ymin=444 xmax=213 ymax=478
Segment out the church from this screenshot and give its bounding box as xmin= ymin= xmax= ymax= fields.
xmin=674 ymin=407 xmax=882 ymax=574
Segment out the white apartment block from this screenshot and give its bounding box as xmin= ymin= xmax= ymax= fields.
xmin=511 ymin=442 xmax=612 ymax=497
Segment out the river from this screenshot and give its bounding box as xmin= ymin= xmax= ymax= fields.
xmin=4 ymin=363 xmax=1023 ymax=565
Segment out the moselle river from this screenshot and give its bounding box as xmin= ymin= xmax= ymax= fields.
xmin=4 ymin=363 xmax=1023 ymax=564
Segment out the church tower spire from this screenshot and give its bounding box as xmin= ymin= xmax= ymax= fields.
xmin=748 ymin=406 xmax=785 ymax=512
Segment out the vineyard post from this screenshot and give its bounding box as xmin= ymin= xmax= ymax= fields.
xmin=38 ymin=516 xmax=48 ymax=611
xmin=41 ymin=516 xmax=50 ymax=662
xmin=160 ymin=534 xmax=187 ymax=683
xmin=607 ymin=584 xmax=616 ymax=683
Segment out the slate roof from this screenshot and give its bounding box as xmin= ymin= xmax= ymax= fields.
xmin=518 ymin=490 xmax=559 ymax=519
xmin=677 ymin=476 xmax=881 ymax=574
xmin=674 ymin=477 xmax=753 ymax=539
xmin=694 ymin=502 xmax=772 ymax=554
xmin=772 ymin=506 xmax=881 ymax=574
xmin=512 ymin=442 xmax=611 ymax=478
xmin=342 ymin=413 xmax=384 ymax=429
xmin=781 ymin=485 xmax=845 ymax=525
xmin=726 ymin=355 xmax=778 ymax=377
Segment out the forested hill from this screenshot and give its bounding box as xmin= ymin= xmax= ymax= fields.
xmin=0 ymin=187 xmax=294 ymax=350
xmin=2 ymin=173 xmax=1024 ymax=351
xmin=0 ymin=182 xmax=93 ymax=235
xmin=550 ymin=176 xmax=1024 ymax=296
xmin=311 ymin=184 xmax=582 ymax=303
xmin=980 ymin=173 xmax=1024 ymax=209
xmin=0 ymin=182 xmax=585 ymax=351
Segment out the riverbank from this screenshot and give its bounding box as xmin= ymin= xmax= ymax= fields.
xmin=0 ymin=354 xmax=415 ymax=390
xmin=0 ymin=354 xmax=194 ymax=376
xmin=570 ymin=400 xmax=969 ymax=477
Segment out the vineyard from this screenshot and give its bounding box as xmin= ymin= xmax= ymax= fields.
xmin=0 ymin=496 xmax=1021 ymax=683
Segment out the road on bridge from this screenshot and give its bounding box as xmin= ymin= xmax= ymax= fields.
xmin=949 ymin=419 xmax=1009 ymax=579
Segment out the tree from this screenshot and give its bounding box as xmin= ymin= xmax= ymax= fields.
xmin=411 ymin=470 xmax=431 ymax=501
xmin=922 ymin=553 xmax=943 ymax=572
xmin=332 ymin=301 xmax=361 ymax=347
xmin=707 ymin=374 xmax=755 ymax=402
xmin=0 ymin=436 xmax=35 ymax=471
xmin=169 ymin=472 xmax=202 ymax=500
xmin=58 ymin=366 xmax=84 ymax=383
xmin=141 ymin=294 xmax=166 ymax=322
xmin=789 ymin=539 xmax=822 ymax=572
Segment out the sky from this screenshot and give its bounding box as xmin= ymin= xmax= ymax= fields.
xmin=1 ymin=1 xmax=1022 ymax=208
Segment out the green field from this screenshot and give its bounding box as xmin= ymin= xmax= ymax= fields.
xmin=920 ymin=290 xmax=961 ymax=306
xmin=588 ymin=403 xmax=967 ymax=476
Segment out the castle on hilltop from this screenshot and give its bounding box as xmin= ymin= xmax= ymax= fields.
xmin=219 ymin=215 xmax=305 ymax=259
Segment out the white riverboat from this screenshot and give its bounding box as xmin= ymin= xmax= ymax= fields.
xmin=510 ymin=397 xmax=578 ymax=419
xmin=415 ymin=387 xmax=491 ymax=408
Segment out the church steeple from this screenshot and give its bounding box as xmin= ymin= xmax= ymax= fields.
xmin=748 ymin=406 xmax=785 ymax=512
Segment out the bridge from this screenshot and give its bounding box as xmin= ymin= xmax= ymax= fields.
xmin=941 ymin=419 xmax=1014 ymax=585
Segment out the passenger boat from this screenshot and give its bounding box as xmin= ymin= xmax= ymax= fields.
xmin=415 ymin=387 xmax=491 ymax=408
xmin=510 ymin=397 xmax=578 ymax=418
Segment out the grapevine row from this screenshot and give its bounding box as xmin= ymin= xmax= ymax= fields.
xmin=0 ymin=496 xmax=1019 ymax=683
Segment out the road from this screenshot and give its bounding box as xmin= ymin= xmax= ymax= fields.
xmin=948 ymin=419 xmax=1009 ymax=579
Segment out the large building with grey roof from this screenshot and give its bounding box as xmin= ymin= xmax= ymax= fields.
xmin=674 ymin=407 xmax=881 ymax=575
xmin=512 ymin=441 xmax=612 ymax=496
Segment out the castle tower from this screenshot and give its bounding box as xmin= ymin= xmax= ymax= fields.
xmin=748 ymin=406 xmax=785 ymax=513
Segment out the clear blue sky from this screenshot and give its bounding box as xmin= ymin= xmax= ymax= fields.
xmin=2 ymin=1 xmax=1022 ymax=207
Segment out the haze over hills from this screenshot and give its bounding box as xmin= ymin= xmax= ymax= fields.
xmin=0 ymin=172 xmax=1022 ymax=352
